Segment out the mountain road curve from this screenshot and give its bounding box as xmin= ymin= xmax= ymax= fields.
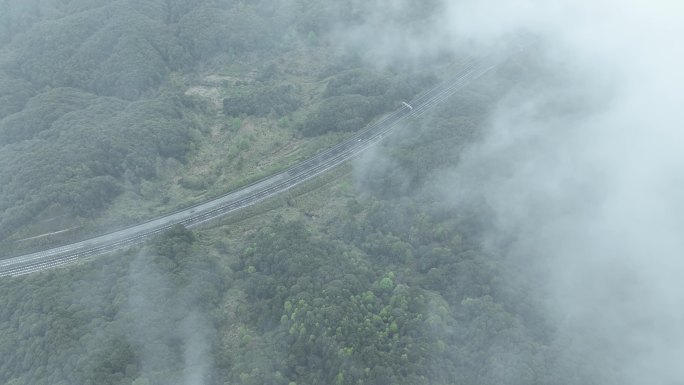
xmin=0 ymin=53 xmax=505 ymax=278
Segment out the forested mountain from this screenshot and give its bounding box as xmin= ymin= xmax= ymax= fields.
xmin=0 ymin=86 xmax=586 ymax=384
xmin=0 ymin=1 xmax=598 ymax=385
xmin=0 ymin=0 xmax=439 ymax=255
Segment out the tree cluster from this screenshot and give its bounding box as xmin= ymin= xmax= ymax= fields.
xmin=0 ymin=88 xmax=199 ymax=244
xmin=0 ymin=225 xmax=224 ymax=385
xmin=301 ymin=69 xmax=426 ymax=136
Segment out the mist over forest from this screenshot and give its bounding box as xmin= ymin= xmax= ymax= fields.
xmin=1 ymin=1 xmax=682 ymax=384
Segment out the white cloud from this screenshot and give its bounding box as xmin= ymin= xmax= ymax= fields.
xmin=433 ymin=1 xmax=684 ymax=383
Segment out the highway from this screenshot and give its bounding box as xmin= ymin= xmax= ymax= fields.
xmin=0 ymin=54 xmax=500 ymax=278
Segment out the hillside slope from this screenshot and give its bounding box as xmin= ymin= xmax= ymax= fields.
xmin=0 ymin=0 xmax=438 ymax=257
xmin=0 ymin=1 xmax=597 ymax=385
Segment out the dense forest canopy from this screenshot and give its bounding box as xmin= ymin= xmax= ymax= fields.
xmin=1 ymin=0 xmax=667 ymax=384
xmin=0 ymin=0 xmax=445 ymax=253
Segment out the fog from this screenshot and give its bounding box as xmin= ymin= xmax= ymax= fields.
xmin=448 ymin=1 xmax=684 ymax=384
xmin=2 ymin=0 xmax=682 ymax=383
xmin=129 ymin=248 xmax=213 ymax=385
xmin=352 ymin=0 xmax=684 ymax=383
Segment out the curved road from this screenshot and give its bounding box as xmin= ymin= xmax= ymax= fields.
xmin=0 ymin=55 xmax=501 ymax=277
